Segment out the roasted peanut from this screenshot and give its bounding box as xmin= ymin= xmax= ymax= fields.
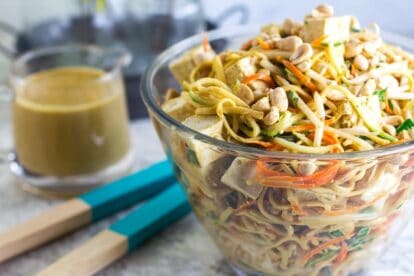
xmin=290 ymin=43 xmax=313 ymax=65
xmin=252 ymin=96 xmax=271 ymax=112
xmin=313 ymin=4 xmax=334 ymax=17
xmin=263 ymin=106 xmax=280 ymax=125
xmin=269 ymin=87 xmax=289 ymax=112
xmin=282 ymin=18 xmax=302 ymax=36
xmin=345 ymin=40 xmax=363 ymax=58
xmin=353 ymin=54 xmax=369 ymax=71
xmin=275 ymin=36 xmax=303 ymax=51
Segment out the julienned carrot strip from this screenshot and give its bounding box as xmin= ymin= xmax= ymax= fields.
xmin=311 ymin=34 xmax=328 ymax=47
xmin=202 ymin=32 xmax=209 ymax=52
xmin=243 ymin=72 xmax=275 ymax=87
xmin=288 ymin=124 xmax=316 ymax=132
xmin=287 ymin=118 xmax=336 ymax=132
xmin=280 ymin=59 xmax=318 ymax=92
xmin=256 ymin=161 xmax=340 ymax=189
xmin=245 ymin=140 xmax=274 ymax=148
xmin=302 ymin=236 xmax=347 ymax=264
xmin=291 ymin=201 xmax=305 ymax=215
xmin=324 ymin=193 xmax=387 ymax=216
xmin=266 ymin=143 xmax=286 ymax=151
xmin=385 ymin=100 xmax=393 ymax=114
xmin=334 ymin=242 xmax=348 ymax=265
xmin=308 ymin=130 xmax=339 ymax=145
xmin=257 ymin=37 xmax=271 ymax=50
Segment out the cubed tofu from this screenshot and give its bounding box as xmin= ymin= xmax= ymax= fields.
xmin=161 ymin=96 xmax=194 ymax=121
xmin=303 ymin=16 xmax=351 ymax=43
xmin=182 ymin=115 xmax=224 ymax=168
xmin=224 ymin=57 xmax=257 ymax=88
xmin=221 ymin=157 xmax=264 ymax=199
xmin=169 ymin=44 xmax=216 ymax=83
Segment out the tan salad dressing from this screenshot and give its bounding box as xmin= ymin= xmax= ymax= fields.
xmin=13 ymin=67 xmax=130 ymax=176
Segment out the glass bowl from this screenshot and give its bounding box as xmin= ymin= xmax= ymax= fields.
xmin=141 ymin=25 xmax=414 ymax=275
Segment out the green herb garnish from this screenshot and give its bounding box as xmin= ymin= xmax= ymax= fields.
xmin=351 ymin=27 xmax=361 ymax=33
xmin=397 ymin=118 xmax=414 ymax=134
xmin=329 ymin=230 xmax=344 ymax=237
xmin=373 ymin=89 xmax=387 ymax=102
xmin=347 ymin=226 xmax=371 ymax=250
xmin=306 ymin=249 xmax=337 ymax=267
xmin=287 ymin=91 xmax=299 ymax=107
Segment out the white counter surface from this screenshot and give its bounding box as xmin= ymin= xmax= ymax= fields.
xmin=0 ymin=120 xmax=414 ymax=275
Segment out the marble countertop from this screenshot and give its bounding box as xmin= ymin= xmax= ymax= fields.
xmin=1 ymin=119 xmax=414 ymax=276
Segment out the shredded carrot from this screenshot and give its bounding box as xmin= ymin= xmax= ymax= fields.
xmin=288 ymin=124 xmax=316 ymax=132
xmin=385 ymin=100 xmax=393 ymax=114
xmin=334 ymin=242 xmax=348 ymax=265
xmin=287 ymin=118 xmax=336 ymax=133
xmin=302 ymin=236 xmax=347 ymax=264
xmin=291 ymin=201 xmax=305 ymax=215
xmin=311 ymin=34 xmax=328 ymax=48
xmin=266 ymin=143 xmax=286 ymax=151
xmin=257 ymin=37 xmax=271 ymax=50
xmin=324 ymin=193 xmax=387 ymax=216
xmin=280 ymin=59 xmax=318 ymax=92
xmin=256 ymin=161 xmax=340 ymax=189
xmin=202 ymin=32 xmax=209 ymax=52
xmin=243 ymin=71 xmax=275 ymax=87
xmin=245 ymin=140 xmax=274 ymax=148
xmin=308 ymin=130 xmax=339 ymax=145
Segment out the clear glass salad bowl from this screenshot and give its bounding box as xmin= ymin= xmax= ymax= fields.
xmin=141 ymin=26 xmax=414 ymax=275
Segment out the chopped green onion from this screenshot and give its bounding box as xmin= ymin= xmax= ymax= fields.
xmin=397 ymin=119 xmax=414 ymax=134
xmin=321 ymin=41 xmax=343 ymax=47
xmin=287 ymin=91 xmax=299 ymax=107
xmin=329 ymin=230 xmax=344 ymax=237
xmin=373 ymin=89 xmax=387 ymax=102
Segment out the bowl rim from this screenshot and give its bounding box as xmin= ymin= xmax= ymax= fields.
xmin=141 ymin=25 xmax=414 ymax=160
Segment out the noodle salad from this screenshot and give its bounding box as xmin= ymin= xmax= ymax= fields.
xmin=158 ymin=4 xmax=414 ymax=276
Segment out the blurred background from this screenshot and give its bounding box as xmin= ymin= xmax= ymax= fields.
xmin=0 ymin=0 xmax=412 ymax=119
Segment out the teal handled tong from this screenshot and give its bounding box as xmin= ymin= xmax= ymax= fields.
xmin=0 ymin=160 xmax=191 ymax=275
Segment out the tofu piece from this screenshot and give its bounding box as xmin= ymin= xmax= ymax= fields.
xmin=161 ymin=96 xmax=194 ymax=121
xmin=221 ymin=157 xmax=264 ymax=199
xmin=169 ymin=44 xmax=216 ymax=83
xmin=303 ymin=16 xmax=351 ymax=43
xmin=224 ymin=57 xmax=257 ymax=88
xmin=182 ymin=115 xmax=224 ymax=168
